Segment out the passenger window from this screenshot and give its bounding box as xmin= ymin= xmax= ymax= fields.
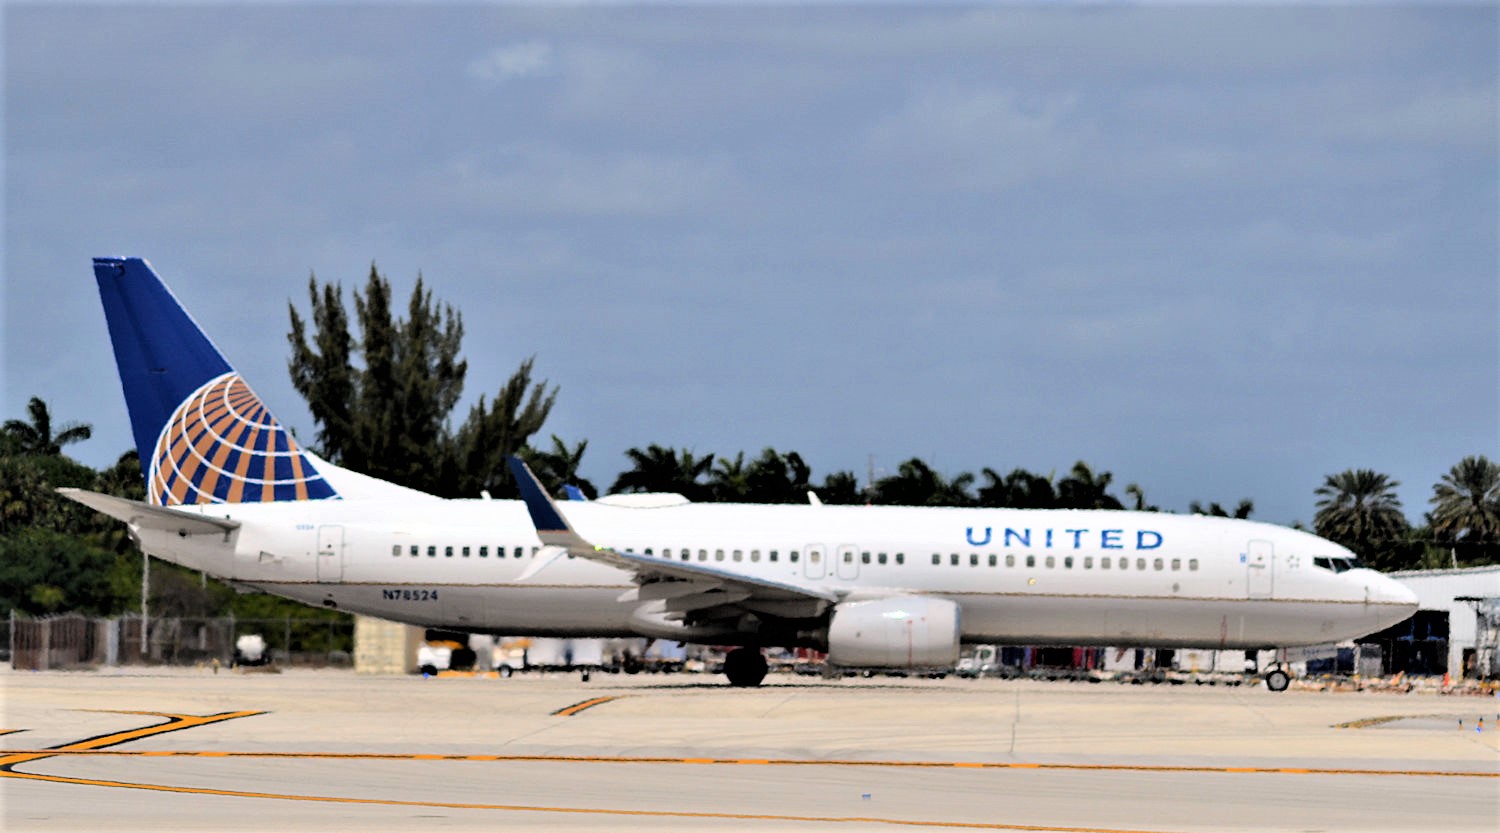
xmin=1189 ymin=558 xmax=1199 ymax=571
xmin=391 ymin=545 xmax=401 ymax=557
xmin=843 ymin=552 xmax=853 ymax=563
xmin=810 ymin=551 xmax=821 ymax=564
xmin=699 ymin=550 xmax=708 ymax=562
xmin=1006 ymin=554 xmax=1015 ymax=567
xmin=1084 ymin=556 xmax=1093 ymax=569
xmin=1026 ymin=555 xmax=1035 ymax=568
xmin=462 ymin=546 xmax=471 ymax=557
xmin=1101 ymin=557 xmax=1111 ymax=569
xmin=1153 ymin=558 xmax=1163 ymax=571
xmin=445 ymin=546 xmax=454 ymax=557
xmin=1118 ymin=558 xmax=1127 ymax=571
xmin=645 ymin=548 xmax=654 ymax=556
xmin=790 ymin=551 xmax=800 ymax=563
xmin=932 ymin=553 xmax=941 ymax=565
xmin=715 ymin=549 xmax=725 ymax=562
xmin=479 ymin=546 xmax=488 ymax=557
xmin=531 ymin=547 xmax=539 ymax=556
xmin=988 ymin=554 xmax=997 ymax=567
xmin=733 ymin=549 xmax=743 ymax=562
xmin=895 ymin=553 xmax=904 ymax=565
xmin=970 ymin=553 xmax=979 ymax=567
xmin=861 ymin=551 xmax=871 ymax=564
xmin=1171 ymin=558 xmax=1181 ymax=571
xmin=427 ymin=546 xmax=436 ymax=557
xmin=1136 ymin=558 xmax=1146 ymax=570
xmin=1045 ymin=556 xmax=1055 ymax=569
xmin=878 ymin=553 xmax=888 ymax=565
xmin=410 ymin=545 xmax=418 ymax=557
xmin=770 ymin=550 xmax=779 ymax=562
xmin=751 ymin=550 xmax=761 ymax=562
xmin=950 ymin=553 xmax=960 ymax=566
xmin=513 ymin=546 xmax=523 ymax=558
xmin=1064 ymin=556 xmax=1073 ymax=569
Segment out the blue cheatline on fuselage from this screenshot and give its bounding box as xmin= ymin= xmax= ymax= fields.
xmin=93 ymin=257 xmax=337 ymax=506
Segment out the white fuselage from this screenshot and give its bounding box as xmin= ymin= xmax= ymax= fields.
xmin=136 ymin=497 xmax=1417 ymax=650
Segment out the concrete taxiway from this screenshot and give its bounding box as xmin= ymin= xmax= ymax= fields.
xmin=3 ymin=667 xmax=1497 ymax=832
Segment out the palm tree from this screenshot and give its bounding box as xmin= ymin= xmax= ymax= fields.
xmin=1189 ymin=499 xmax=1254 ymax=519
xmin=709 ymin=452 xmax=749 ymax=501
xmin=1056 ymin=461 xmax=1124 ymax=510
xmin=611 ymin=445 xmax=715 ymax=501
xmin=872 ymin=458 xmax=974 ymax=507
xmin=525 ymin=435 xmax=595 ymax=499
xmin=1429 ymin=455 xmax=1500 ymax=565
xmin=977 ymin=467 xmax=1058 ymax=509
xmin=1314 ymin=469 xmax=1409 ymax=558
xmin=1124 ymin=483 xmax=1160 ymax=512
xmin=3 ymin=396 xmax=92 ymax=457
xmin=744 ymin=448 xmax=812 ymax=503
xmin=817 ymin=470 xmax=864 ymax=505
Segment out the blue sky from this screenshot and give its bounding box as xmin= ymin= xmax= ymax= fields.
xmin=5 ymin=4 xmax=1496 ymax=525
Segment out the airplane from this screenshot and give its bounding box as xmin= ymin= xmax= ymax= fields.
xmin=61 ymin=257 xmax=1419 ymax=690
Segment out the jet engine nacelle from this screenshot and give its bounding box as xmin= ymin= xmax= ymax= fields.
xmin=826 ymin=596 xmax=960 ymax=668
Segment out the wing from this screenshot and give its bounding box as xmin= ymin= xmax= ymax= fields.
xmin=506 ymin=457 xmax=836 ymax=625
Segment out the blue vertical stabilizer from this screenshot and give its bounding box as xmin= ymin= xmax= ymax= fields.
xmin=92 ymin=257 xmax=338 ymax=505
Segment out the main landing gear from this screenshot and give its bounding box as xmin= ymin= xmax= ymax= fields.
xmin=723 ymin=648 xmax=768 ymax=687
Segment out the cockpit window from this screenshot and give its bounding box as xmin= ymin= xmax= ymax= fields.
xmin=1313 ymin=556 xmax=1363 ymax=573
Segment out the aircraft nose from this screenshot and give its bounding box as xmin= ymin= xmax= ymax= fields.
xmin=1379 ymin=575 xmax=1419 ymax=607
xmin=1369 ymin=574 xmax=1420 ymax=626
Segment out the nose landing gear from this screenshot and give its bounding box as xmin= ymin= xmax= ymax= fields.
xmin=1264 ymin=667 xmax=1291 ymax=692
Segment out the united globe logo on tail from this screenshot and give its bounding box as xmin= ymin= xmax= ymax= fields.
xmin=148 ymin=372 xmax=338 ymax=505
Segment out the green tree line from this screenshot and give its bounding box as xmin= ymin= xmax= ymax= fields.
xmin=3 ymin=265 xmax=1495 ymax=617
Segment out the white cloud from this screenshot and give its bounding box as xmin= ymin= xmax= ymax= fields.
xmin=468 ymin=41 xmax=555 ymax=84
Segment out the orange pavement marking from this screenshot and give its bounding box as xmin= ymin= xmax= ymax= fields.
xmin=3 ymin=709 xmax=1490 ymax=833
xmin=550 ymin=696 xmax=618 ymax=716
xmin=0 ymin=767 xmax=1174 ymax=832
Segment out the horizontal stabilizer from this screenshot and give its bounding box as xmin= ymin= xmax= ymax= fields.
xmin=56 ymin=488 xmax=240 ymax=536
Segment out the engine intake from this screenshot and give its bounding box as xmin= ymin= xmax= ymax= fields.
xmin=826 ymin=596 xmax=960 ymax=668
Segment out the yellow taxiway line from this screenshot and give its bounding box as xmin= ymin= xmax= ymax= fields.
xmin=3 ymin=746 xmax=1493 ymax=779
xmin=4 ymin=709 xmax=1494 ymax=833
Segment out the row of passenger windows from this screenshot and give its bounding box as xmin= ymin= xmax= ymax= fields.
xmin=643 ymin=548 xmax=812 ymax=564
xmin=931 ymin=552 xmax=1199 ymax=572
xmin=387 ymin=546 xmax=870 ymax=567
xmin=392 ymin=544 xmax=542 ymax=558
xmin=386 ymin=543 xmax=1196 ymax=573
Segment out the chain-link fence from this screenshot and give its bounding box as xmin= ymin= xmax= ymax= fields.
xmin=6 ymin=611 xmax=353 ymax=670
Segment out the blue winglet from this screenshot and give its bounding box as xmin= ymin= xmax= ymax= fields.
xmin=563 ymin=484 xmax=588 ymax=502
xmin=507 ymin=457 xmax=571 ymax=533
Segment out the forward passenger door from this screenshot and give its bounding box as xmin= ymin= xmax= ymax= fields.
xmin=1246 ymin=540 xmax=1273 ymax=599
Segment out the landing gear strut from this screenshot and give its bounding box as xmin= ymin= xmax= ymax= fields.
xmin=723 ymin=648 xmax=768 ymax=687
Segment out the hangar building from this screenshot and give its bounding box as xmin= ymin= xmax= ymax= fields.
xmin=1372 ymin=565 xmax=1500 ymax=678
